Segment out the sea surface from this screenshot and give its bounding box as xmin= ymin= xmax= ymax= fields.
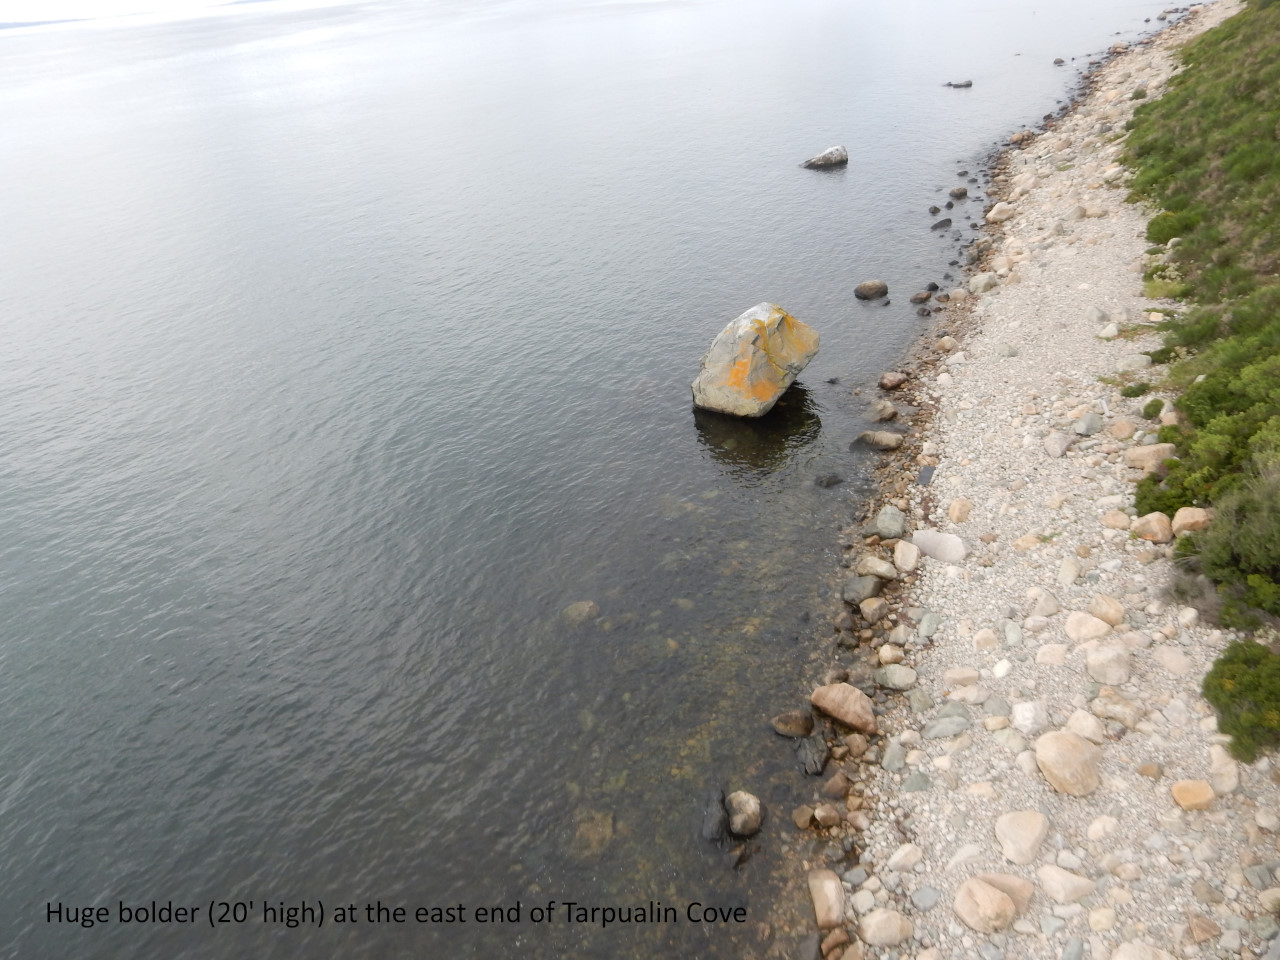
xmin=0 ymin=0 xmax=1181 ymax=955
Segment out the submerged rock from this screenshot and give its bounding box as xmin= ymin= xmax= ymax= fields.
xmin=700 ymin=789 xmax=729 ymax=844
xmin=796 ymin=733 xmax=830 ymax=775
xmin=802 ymin=145 xmax=849 ymax=169
xmin=691 ymin=303 xmax=820 ymax=417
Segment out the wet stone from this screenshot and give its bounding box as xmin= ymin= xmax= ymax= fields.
xmin=771 ymin=710 xmax=814 ymax=738
xmin=797 ymin=734 xmax=830 ymax=775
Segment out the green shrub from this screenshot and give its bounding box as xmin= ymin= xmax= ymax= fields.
xmin=1131 ymin=87 xmax=1148 ymax=100
xmin=1124 ymin=1 xmax=1280 ymax=620
xmin=1122 ymin=382 xmax=1151 ymax=398
xmin=1146 ymin=210 xmax=1202 ymax=245
xmin=1202 ymin=637 xmax=1280 ymax=761
xmin=1197 ymin=461 xmax=1280 ymax=618
xmin=1143 ymin=398 xmax=1165 ymax=419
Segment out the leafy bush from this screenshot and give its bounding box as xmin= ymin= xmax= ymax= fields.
xmin=1122 ymin=381 xmax=1151 ymax=397
xmin=1202 ymin=637 xmax=1280 ymax=761
xmin=1122 ymin=0 xmax=1280 ymax=612
xmin=1197 ymin=460 xmax=1280 ymax=619
xmin=1143 ymin=398 xmax=1165 ymax=419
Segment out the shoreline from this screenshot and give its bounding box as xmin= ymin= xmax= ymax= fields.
xmin=774 ymin=2 xmax=1278 ymax=958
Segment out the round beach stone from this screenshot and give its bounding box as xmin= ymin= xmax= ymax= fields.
xmin=1171 ymin=779 xmax=1215 ymax=811
xmin=1065 ymin=611 xmax=1111 ymax=642
xmin=855 ymin=280 xmax=889 ymax=300
xmin=811 ymin=683 xmax=877 ymax=734
xmin=953 ymin=877 xmax=1015 ymax=933
xmin=807 ymin=869 xmax=844 ymax=929
xmin=995 ymin=810 xmax=1049 ymax=865
xmin=1035 ymin=731 xmax=1102 ymax=796
xmin=912 ymin=529 xmax=968 ymax=563
xmin=858 ymin=908 xmax=913 ymax=947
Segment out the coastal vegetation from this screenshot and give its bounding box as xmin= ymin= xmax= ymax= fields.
xmin=1123 ymin=0 xmax=1280 ymax=625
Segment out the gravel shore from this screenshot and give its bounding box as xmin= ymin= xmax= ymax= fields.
xmin=786 ymin=4 xmax=1280 ymax=958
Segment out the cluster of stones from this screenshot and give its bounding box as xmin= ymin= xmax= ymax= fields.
xmin=777 ymin=5 xmax=1280 ymax=959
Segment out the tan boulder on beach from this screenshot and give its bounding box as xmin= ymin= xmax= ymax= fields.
xmin=691 ymin=303 xmax=819 ymax=417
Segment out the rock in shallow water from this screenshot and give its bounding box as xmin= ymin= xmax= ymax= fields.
xmin=725 ymin=790 xmax=762 ymax=837
xmin=691 ymin=303 xmax=819 ymax=417
xmin=802 ymin=145 xmax=848 ymax=169
xmin=811 ymin=683 xmax=877 ymax=734
xmin=855 ymin=279 xmax=889 ymax=300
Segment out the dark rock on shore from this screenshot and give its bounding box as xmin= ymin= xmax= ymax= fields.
xmin=909 ymin=291 xmax=932 ymax=304
xmin=796 ymin=733 xmax=830 ymax=775
xmin=842 ymin=574 xmax=882 ymax=605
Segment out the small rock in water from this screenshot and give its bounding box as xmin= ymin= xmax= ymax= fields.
xmin=950 ymin=186 xmax=968 ymax=199
xmin=868 ymin=399 xmax=898 ymax=421
xmin=932 ymin=218 xmax=953 ymax=230
xmin=700 ymin=789 xmax=729 ymax=844
xmin=562 ymin=600 xmax=599 ymax=624
xmin=771 ymin=710 xmax=814 ymax=738
xmin=796 ymin=733 xmax=830 ymax=775
xmin=725 ymin=790 xmax=762 ymax=837
xmin=856 ymin=430 xmax=904 ymax=451
xmin=855 ymin=280 xmax=889 ymax=300
xmin=814 ymin=473 xmax=843 ymax=488
xmin=801 ymin=145 xmax=848 ymax=169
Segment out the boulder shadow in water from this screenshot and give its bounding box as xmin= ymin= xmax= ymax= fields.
xmin=692 ymin=383 xmax=821 ymax=476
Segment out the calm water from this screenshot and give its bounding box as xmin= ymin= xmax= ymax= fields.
xmin=0 ymin=0 xmax=1180 ymax=955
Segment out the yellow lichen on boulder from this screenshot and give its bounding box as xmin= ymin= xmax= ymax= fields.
xmin=691 ymin=303 xmax=820 ymax=417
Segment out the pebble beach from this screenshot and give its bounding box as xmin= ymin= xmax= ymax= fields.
xmin=776 ymin=3 xmax=1280 ymax=958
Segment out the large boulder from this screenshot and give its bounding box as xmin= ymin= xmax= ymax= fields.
xmin=802 ymin=145 xmax=849 ymax=169
xmin=691 ymin=303 xmax=820 ymax=417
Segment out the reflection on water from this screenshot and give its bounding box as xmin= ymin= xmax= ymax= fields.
xmin=692 ymin=383 xmax=821 ymax=476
